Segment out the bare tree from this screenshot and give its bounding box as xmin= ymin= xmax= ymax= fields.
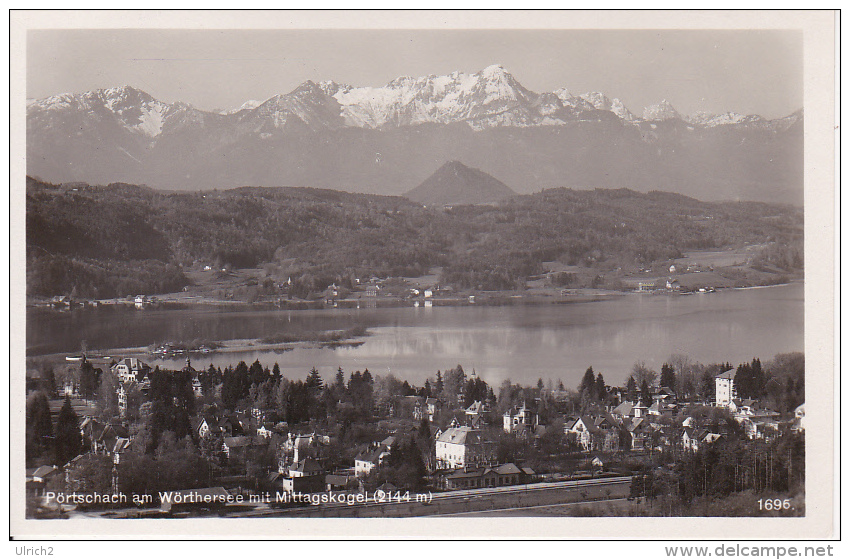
xmin=630 ymin=361 xmax=658 ymax=387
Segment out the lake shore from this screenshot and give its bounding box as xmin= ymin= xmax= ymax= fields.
xmin=27 ymin=288 xmax=626 ymax=310
xmin=30 ymin=336 xmax=369 ymax=365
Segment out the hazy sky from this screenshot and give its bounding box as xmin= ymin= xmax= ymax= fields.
xmin=28 ymin=29 xmax=802 ymax=118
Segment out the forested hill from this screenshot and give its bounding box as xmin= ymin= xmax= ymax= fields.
xmin=25 ymin=177 xmax=803 ymax=299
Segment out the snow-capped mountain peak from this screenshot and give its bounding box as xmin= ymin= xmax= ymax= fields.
xmin=482 ymin=63 xmax=506 ymax=72
xmin=27 ymin=85 xmax=173 ymax=138
xmin=241 ymin=80 xmax=345 ymax=132
xmin=223 ymin=99 xmax=264 ymax=114
xmin=96 ymin=86 xmax=170 ymax=137
xmin=643 ymin=99 xmax=682 ymax=121
xmin=480 ymin=63 xmax=509 ymax=78
xmin=688 ymin=111 xmax=764 ymax=127
xmin=552 ymin=87 xmax=573 ymax=100
xmin=322 ymin=65 xmax=537 ymax=129
xmin=100 ymin=84 xmax=150 ymax=101
xmin=552 ymin=88 xmax=594 ymax=112
xmin=610 ymin=98 xmax=638 ymax=122
xmin=579 ymin=91 xmax=611 ymax=110
xmin=578 ymin=92 xmax=638 ymax=121
xmin=318 ymin=80 xmax=353 ymax=97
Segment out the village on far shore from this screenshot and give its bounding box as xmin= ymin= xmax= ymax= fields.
xmin=31 ymin=252 xmax=790 ymax=315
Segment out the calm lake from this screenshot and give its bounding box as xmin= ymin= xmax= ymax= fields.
xmin=27 ymin=283 xmax=803 ymax=388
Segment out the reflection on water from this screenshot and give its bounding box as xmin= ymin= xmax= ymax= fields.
xmin=28 ymin=284 xmax=803 ymax=387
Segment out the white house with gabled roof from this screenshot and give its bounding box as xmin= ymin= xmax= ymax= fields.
xmin=436 ymin=426 xmax=493 ymax=469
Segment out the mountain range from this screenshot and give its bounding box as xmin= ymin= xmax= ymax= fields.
xmin=26 ymin=65 xmax=803 ymax=204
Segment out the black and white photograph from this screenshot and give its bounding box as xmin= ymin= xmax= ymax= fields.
xmin=11 ymin=9 xmax=837 ymax=541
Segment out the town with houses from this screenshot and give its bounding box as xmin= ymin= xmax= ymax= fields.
xmin=24 ymin=348 xmax=805 ymax=518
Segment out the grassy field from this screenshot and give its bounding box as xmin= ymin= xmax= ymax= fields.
xmin=675 ymin=245 xmax=768 ymax=268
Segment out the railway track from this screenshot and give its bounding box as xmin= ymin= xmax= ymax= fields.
xmin=234 ymin=476 xmax=632 ymax=518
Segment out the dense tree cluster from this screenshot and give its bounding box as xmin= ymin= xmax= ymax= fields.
xmin=118 ymin=435 xmax=214 ymax=497
xmin=25 ymin=392 xmax=53 ymax=463
xmin=371 ymin=437 xmax=428 ymax=491
xmin=616 ymin=353 xmax=803 ymax=415
xmin=673 ymin=433 xmax=805 ymax=503
xmin=734 ymin=359 xmax=766 ymax=400
xmin=148 ymin=367 xmax=196 ymax=451
xmin=54 ymin=396 xmax=82 ymax=465
xmin=27 ymin=254 xmax=188 ymax=300
xmin=660 ymin=363 xmax=676 ymax=391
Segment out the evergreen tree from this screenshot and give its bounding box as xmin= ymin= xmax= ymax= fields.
xmin=735 ymin=362 xmax=753 ymax=399
xmin=660 ymin=363 xmax=676 ymax=391
xmin=97 ymin=370 xmax=120 ymax=418
xmin=346 ymin=369 xmax=374 ymax=419
xmin=148 ymin=368 xmax=171 ymax=451
xmin=41 ymin=365 xmax=57 ymax=397
xmin=173 ymin=369 xmax=196 ymax=416
xmin=306 ymin=367 xmax=324 ymax=392
xmin=276 ymin=378 xmax=292 ymax=420
xmin=418 ymin=417 xmax=431 ymax=442
xmin=401 ymin=380 xmax=413 ymax=397
xmin=384 ymin=437 xmax=427 ymax=491
xmin=123 ymin=383 xmax=145 ymax=423
xmin=462 ymin=377 xmax=490 ymax=407
xmin=626 ymin=376 xmax=638 ymax=402
xmin=272 ymin=363 xmax=281 ymax=381
xmin=579 ymin=367 xmax=596 ymax=396
xmin=26 ymin=392 xmax=53 ymax=462
xmin=444 ymin=365 xmax=466 ymax=407
xmin=55 ymin=396 xmax=81 ymax=465
xmin=222 ymin=361 xmax=251 ymax=410
xmin=201 ymin=364 xmax=216 ymax=396
xmin=700 ymin=371 xmax=716 ymax=401
xmin=640 ymin=379 xmax=652 ymax=407
xmin=335 ymin=367 xmax=345 ymax=389
xmin=253 ymin=378 xmax=278 ymax=411
xmin=435 ymin=370 xmax=444 ymax=396
xmin=304 ymin=368 xmax=325 ymax=420
xmin=248 ymin=359 xmax=266 ymax=387
xmin=751 ymin=358 xmax=765 ymax=398
xmin=595 ymin=373 xmax=606 ymax=402
xmin=78 ymin=358 xmax=100 ymax=401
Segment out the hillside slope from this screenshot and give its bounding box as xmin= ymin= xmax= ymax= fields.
xmin=26 ymin=177 xmax=803 ymax=299
xmin=405 ymin=161 xmax=516 ymax=206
